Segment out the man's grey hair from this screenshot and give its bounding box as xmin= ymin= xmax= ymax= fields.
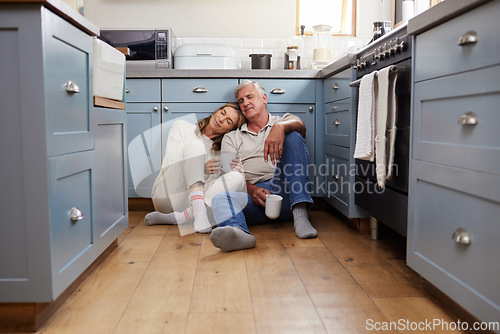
xmin=234 ymin=80 xmax=266 ymax=99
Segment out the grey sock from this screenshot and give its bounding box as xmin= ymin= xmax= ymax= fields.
xmin=144 ymin=211 xmax=179 ymax=225
xmin=210 ymin=226 xmax=256 ymax=252
xmin=292 ymin=203 xmax=317 ymax=239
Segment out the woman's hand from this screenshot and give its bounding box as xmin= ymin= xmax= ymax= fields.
xmin=247 ymin=183 xmax=270 ymax=207
xmin=204 ymin=158 xmax=221 ymax=175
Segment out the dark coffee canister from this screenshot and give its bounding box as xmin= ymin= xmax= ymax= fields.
xmin=250 ymin=54 xmax=272 ymax=69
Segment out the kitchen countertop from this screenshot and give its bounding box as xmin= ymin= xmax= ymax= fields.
xmin=126 ymin=53 xmax=356 ymax=80
xmin=407 ymin=0 xmax=491 ymax=35
xmin=0 ymin=0 xmax=99 ymax=35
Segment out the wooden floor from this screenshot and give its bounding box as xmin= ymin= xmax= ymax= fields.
xmin=35 ymin=207 xmax=467 ymax=334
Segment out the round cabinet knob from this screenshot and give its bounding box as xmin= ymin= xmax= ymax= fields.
xmin=70 ymin=207 xmax=84 ymax=222
xmin=334 ymin=174 xmax=339 ymax=180
xmin=333 ymin=119 xmax=340 ymax=126
xmin=308 ymin=106 xmax=313 ymax=113
xmin=458 ymin=111 xmax=478 ymax=125
xmin=458 ymin=31 xmax=478 ymax=46
xmin=332 ymin=83 xmax=339 ymax=90
xmin=65 ymin=81 xmax=80 ymax=94
xmin=164 ymin=106 xmax=169 ymax=112
xmin=452 ymin=227 xmax=471 ymax=245
xmin=125 ymin=88 xmax=130 ymax=93
xmin=153 ymin=107 xmax=158 ymax=112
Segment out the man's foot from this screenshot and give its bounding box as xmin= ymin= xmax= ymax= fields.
xmin=292 ymin=203 xmax=318 ymax=239
xmin=210 ymin=226 xmax=256 ymax=252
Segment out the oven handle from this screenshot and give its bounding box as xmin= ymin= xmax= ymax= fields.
xmin=349 ymin=66 xmax=408 ymax=87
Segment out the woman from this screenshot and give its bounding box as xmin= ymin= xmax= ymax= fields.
xmin=145 ymin=102 xmax=246 ymax=234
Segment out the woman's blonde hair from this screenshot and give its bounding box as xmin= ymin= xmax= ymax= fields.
xmin=197 ymin=102 xmax=246 ymax=151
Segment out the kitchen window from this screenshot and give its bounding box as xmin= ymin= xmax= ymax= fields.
xmin=297 ymin=0 xmax=356 ymax=36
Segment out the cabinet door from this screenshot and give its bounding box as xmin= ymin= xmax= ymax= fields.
xmin=126 ymin=103 xmax=161 ymax=197
xmin=44 ymin=9 xmax=93 ymax=157
xmin=408 ymin=160 xmax=500 ymax=324
xmin=267 ymin=103 xmax=315 ymax=163
xmin=161 ymin=102 xmax=217 ymax=160
xmin=49 ymin=150 xmax=96 ymax=299
xmin=95 ymin=108 xmax=128 ymax=253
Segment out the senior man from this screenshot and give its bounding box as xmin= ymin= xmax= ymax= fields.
xmin=210 ymin=80 xmax=317 ymax=252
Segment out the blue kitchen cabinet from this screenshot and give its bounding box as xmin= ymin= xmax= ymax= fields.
xmin=256 ymin=79 xmax=316 ymax=168
xmin=0 ymin=2 xmax=127 ymax=313
xmin=407 ymin=1 xmax=500 ymax=329
xmin=321 ymin=69 xmax=367 ymax=220
xmin=95 ymin=107 xmax=129 ymax=254
xmin=125 ymin=78 xmax=238 ymax=198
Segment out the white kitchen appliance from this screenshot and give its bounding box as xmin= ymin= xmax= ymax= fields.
xmin=174 ymin=44 xmax=237 ymax=69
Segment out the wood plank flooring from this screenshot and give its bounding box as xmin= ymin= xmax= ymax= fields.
xmin=35 ymin=207 xmax=467 ymax=334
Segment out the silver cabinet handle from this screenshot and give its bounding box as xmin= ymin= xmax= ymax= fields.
xmin=458 ymin=31 xmax=478 ymax=46
xmin=452 ymin=228 xmax=471 ymax=245
xmin=125 ymin=88 xmax=130 ymax=93
xmin=308 ymin=106 xmax=313 ymax=113
xmin=153 ymin=107 xmax=158 ymax=112
xmin=70 ymin=207 xmax=84 ymax=222
xmin=193 ymin=86 xmax=208 ymax=93
xmin=65 ymin=81 xmax=80 ymax=93
xmin=332 ymin=83 xmax=339 ymax=90
xmin=164 ymin=106 xmax=168 ymax=112
xmin=458 ymin=111 xmax=478 ymax=125
xmin=270 ymin=88 xmax=285 ymax=94
xmin=333 ymin=119 xmax=340 ymax=126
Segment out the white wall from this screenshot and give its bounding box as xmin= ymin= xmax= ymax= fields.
xmin=83 ymin=0 xmax=389 ymax=40
xmin=84 ymin=0 xmax=296 ymax=38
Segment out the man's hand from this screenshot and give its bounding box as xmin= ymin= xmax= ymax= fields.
xmin=247 ymin=183 xmax=270 ymax=207
xmin=264 ymin=123 xmax=285 ymax=164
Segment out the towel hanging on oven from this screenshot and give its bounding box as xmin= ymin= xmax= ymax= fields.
xmin=353 ymin=71 xmax=377 ymax=161
xmin=375 ymin=66 xmax=399 ymax=189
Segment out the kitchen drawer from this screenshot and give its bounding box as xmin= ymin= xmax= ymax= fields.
xmin=408 ymin=160 xmax=500 ymax=323
xmin=49 ymin=150 xmax=96 ymax=298
xmin=325 ymin=144 xmax=350 ymax=205
xmin=44 ymin=9 xmax=93 ymax=157
xmin=162 ymin=79 xmax=237 ymax=102
xmin=324 ymin=100 xmax=351 ymax=147
xmin=413 ymin=65 xmax=500 ymax=175
xmin=324 ymin=71 xmax=352 ymax=103
xmin=125 ymin=79 xmax=161 ymax=102
xmin=257 ymin=79 xmax=316 ymax=104
xmin=414 ymin=0 xmax=500 ymax=82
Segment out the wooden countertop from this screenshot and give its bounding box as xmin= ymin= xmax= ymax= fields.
xmin=0 ymin=0 xmax=99 ymax=36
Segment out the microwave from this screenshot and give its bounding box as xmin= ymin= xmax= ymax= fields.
xmin=99 ymin=28 xmax=173 ymax=70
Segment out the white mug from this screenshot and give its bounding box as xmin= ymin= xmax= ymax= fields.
xmin=265 ymin=194 xmax=283 ymax=219
xmin=220 ymin=151 xmax=237 ymax=173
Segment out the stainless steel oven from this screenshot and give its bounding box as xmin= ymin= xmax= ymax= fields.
xmin=350 ymin=24 xmax=412 ymax=237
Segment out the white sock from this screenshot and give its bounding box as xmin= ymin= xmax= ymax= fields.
xmin=144 ymin=208 xmax=193 ymax=226
xmin=190 ymin=190 xmax=212 ymax=233
xmin=292 ymin=203 xmax=317 ymax=239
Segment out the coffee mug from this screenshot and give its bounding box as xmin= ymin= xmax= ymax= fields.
xmin=220 ymin=151 xmax=237 ymax=173
xmin=265 ymin=194 xmax=283 ymax=219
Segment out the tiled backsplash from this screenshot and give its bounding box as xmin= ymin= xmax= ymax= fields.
xmin=173 ymin=36 xmax=370 ymax=70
